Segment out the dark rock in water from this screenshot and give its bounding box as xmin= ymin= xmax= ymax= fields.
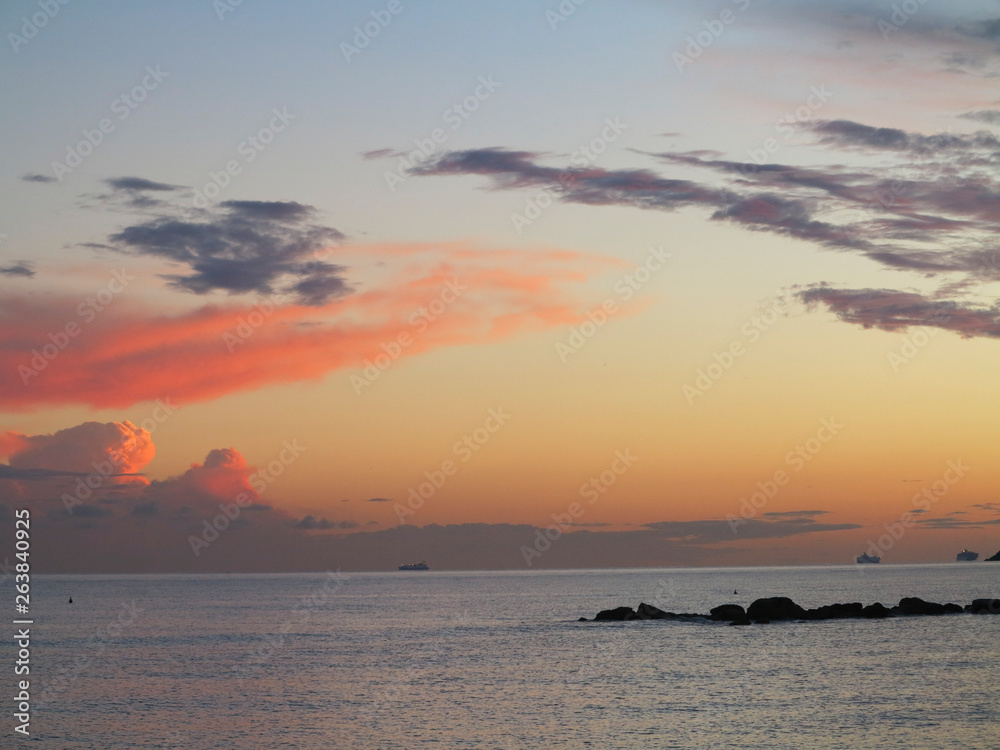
xmin=861 ymin=602 xmax=892 ymax=619
xmin=747 ymin=596 xmax=807 ymax=622
xmin=710 ymin=604 xmax=747 ymax=622
xmin=805 ymin=602 xmax=864 ymax=620
xmin=586 ymin=595 xmax=999 ymax=624
xmin=896 ymin=597 xmax=948 ymax=616
xmin=985 ymin=550 xmax=1000 ymax=562
xmin=578 ymin=617 xmax=589 ymax=622
xmin=965 ymin=598 xmax=1000 ymax=614
xmin=594 ymin=606 xmax=637 ymax=621
xmin=636 ymin=602 xmax=669 ymax=620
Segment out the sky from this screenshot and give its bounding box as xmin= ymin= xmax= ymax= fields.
xmin=1 ymin=0 xmax=999 ymax=572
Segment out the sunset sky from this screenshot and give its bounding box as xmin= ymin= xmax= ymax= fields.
xmin=2 ymin=0 xmax=999 ymax=572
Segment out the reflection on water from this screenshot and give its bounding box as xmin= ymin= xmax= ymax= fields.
xmin=9 ymin=565 xmax=999 ymax=749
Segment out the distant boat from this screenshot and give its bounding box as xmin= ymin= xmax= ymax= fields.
xmin=399 ymin=561 xmax=429 ymax=571
xmin=856 ymin=553 xmax=880 ymax=564
xmin=956 ymin=549 xmax=979 ymax=562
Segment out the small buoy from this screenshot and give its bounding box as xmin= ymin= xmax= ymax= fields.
xmin=68 ymin=597 xmax=73 ymax=604
xmin=733 ymin=590 xmax=738 ymax=595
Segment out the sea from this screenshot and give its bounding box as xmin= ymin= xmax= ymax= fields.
xmin=6 ymin=564 xmax=999 ymax=749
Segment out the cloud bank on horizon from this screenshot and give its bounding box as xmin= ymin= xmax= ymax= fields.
xmin=0 ymin=419 xmax=868 ymax=572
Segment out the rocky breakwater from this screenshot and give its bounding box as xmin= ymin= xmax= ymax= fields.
xmin=581 ymin=596 xmax=1000 ymax=624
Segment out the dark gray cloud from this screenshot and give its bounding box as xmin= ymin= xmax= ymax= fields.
xmin=21 ymin=173 xmax=56 ymax=183
xmin=961 ymin=110 xmax=1000 ymax=126
xmin=0 ymin=464 xmax=90 ymax=480
xmin=99 ymin=176 xmax=185 ymax=210
xmin=107 ymin=196 xmax=350 ymax=306
xmin=0 ymin=464 xmax=139 ymax=480
xmin=366 ymin=497 xmax=392 ymax=502
xmin=971 ymin=502 xmax=1000 ymax=512
xmin=106 ymin=177 xmax=181 ymax=192
xmin=958 ymin=17 xmax=1000 ymax=40
xmin=409 ymin=147 xmax=732 ymax=212
xmin=132 ymin=501 xmax=159 ymax=517
xmin=761 ymin=510 xmax=828 ymax=518
xmin=294 ymin=515 xmax=358 ymax=530
xmin=809 ymin=119 xmax=1000 ymax=154
xmin=70 ymin=504 xmax=114 ymax=519
xmin=644 ymin=516 xmax=860 ymax=543
xmin=799 ymin=287 xmax=1000 ymax=338
xmin=914 ymin=516 xmax=1000 ymax=529
xmin=401 ymin=118 xmax=1000 ymax=342
xmin=0 ymin=261 xmax=35 ymax=278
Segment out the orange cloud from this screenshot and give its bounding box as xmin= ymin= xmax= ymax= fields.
xmin=0 ymin=243 xmax=613 ymax=410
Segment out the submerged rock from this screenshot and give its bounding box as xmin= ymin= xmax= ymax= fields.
xmin=747 ymin=596 xmax=807 ymax=622
xmin=584 ymin=596 xmax=999 ymax=623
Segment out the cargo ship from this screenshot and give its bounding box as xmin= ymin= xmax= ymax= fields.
xmin=856 ymin=553 xmax=880 ymax=564
xmin=398 ymin=561 xmax=429 ymax=570
xmin=956 ymin=549 xmax=979 ymax=561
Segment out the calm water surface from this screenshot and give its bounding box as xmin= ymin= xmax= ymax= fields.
xmin=6 ymin=565 xmax=999 ymax=748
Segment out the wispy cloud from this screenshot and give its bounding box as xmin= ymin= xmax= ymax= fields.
xmin=644 ymin=515 xmax=859 ymax=543
xmin=0 ymin=241 xmax=604 ymax=409
xmin=401 ymin=112 xmax=1000 ymax=343
xmin=0 ymin=261 xmax=35 ymax=278
xmin=799 ymin=287 xmax=1000 ymax=339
